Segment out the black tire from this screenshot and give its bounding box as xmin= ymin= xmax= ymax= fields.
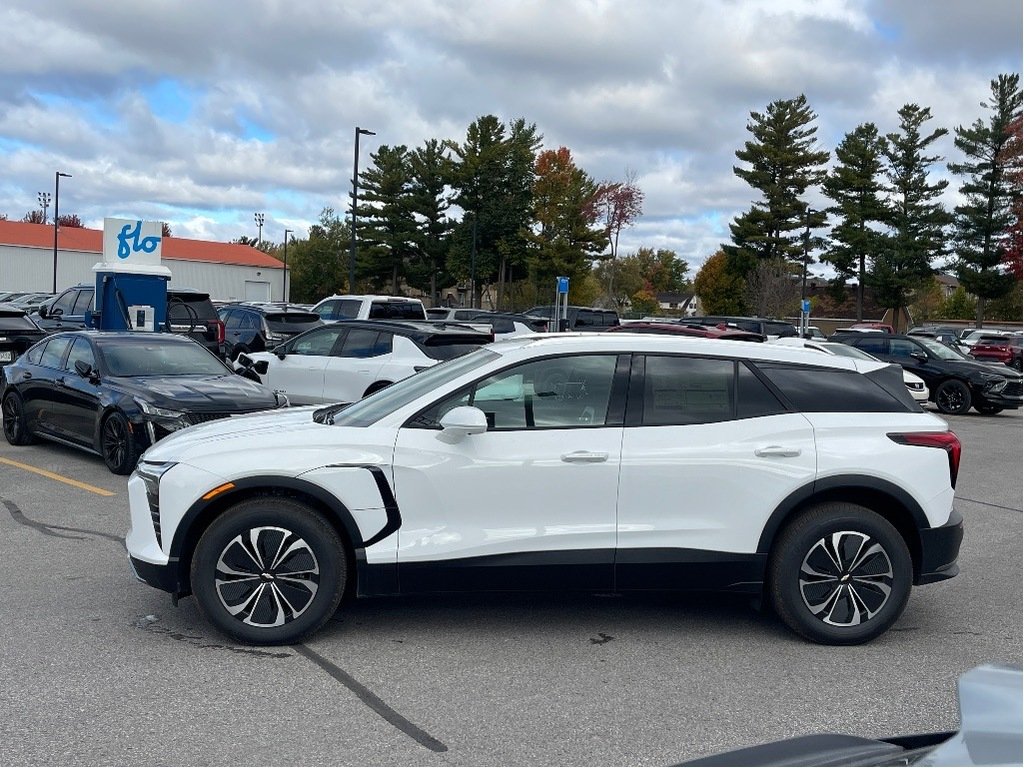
xmin=974 ymin=403 xmax=1004 ymax=415
xmin=2 ymin=391 xmax=36 ymax=446
xmin=768 ymin=502 xmax=912 ymax=645
xmin=934 ymin=379 xmax=972 ymax=415
xmin=100 ymin=411 xmax=138 ymax=475
xmin=362 ymin=381 xmax=392 ymax=398
xmin=190 ymin=498 xmax=347 ymax=645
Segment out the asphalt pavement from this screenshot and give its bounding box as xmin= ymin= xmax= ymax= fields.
xmin=0 ymin=406 xmax=1020 ymax=765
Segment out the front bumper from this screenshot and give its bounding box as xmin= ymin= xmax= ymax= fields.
xmin=916 ymin=508 xmax=964 ymax=585
xmin=128 ymin=554 xmax=181 ymax=594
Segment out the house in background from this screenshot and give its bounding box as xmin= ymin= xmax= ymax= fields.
xmin=656 ymin=292 xmax=699 ymax=316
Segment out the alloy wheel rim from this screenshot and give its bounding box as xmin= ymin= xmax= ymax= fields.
xmin=214 ymin=526 xmax=320 ymax=627
xmin=102 ymin=418 xmax=126 ymax=467
xmin=938 ymin=386 xmax=965 ymax=411
xmin=2 ymin=397 xmax=19 ymax=439
xmin=799 ymin=530 xmax=894 ymax=627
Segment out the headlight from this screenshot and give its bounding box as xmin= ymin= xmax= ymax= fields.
xmin=135 ymin=461 xmax=177 ymax=546
xmin=983 ymin=378 xmax=1007 ymax=393
xmin=137 ymin=399 xmax=190 ymax=434
xmin=137 ymin=400 xmax=185 ymax=419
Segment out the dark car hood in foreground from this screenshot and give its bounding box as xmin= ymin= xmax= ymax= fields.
xmin=109 ymin=374 xmax=278 ymax=411
xmin=678 ymin=664 xmax=1022 ymax=767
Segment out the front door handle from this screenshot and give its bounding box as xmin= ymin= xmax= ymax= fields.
xmin=561 ymin=450 xmax=608 ymax=463
xmin=755 ymin=445 xmax=802 ymax=458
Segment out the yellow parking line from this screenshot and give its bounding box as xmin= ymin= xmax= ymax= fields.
xmin=0 ymin=457 xmax=117 ymax=497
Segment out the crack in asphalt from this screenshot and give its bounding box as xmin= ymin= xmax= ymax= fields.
xmin=955 ymin=496 xmax=1022 ymax=513
xmin=2 ymin=496 xmax=122 ymax=543
xmin=133 ymin=616 xmax=293 ymax=658
xmin=294 ymin=643 xmax=448 ymax=753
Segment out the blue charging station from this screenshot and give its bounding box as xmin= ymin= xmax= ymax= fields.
xmin=87 ymin=218 xmax=172 ymax=332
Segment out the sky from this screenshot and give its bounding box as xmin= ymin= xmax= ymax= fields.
xmin=0 ymin=0 xmax=1020 ymax=278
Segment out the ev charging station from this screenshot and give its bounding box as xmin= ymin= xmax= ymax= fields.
xmin=88 ymin=218 xmax=171 ymax=332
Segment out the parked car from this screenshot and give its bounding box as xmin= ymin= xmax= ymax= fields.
xmin=165 ymin=289 xmax=227 ymax=359
xmin=235 ymin=319 xmax=490 ymax=405
xmin=688 ymin=316 xmax=797 ymax=339
xmin=848 ymin=321 xmax=895 ymax=333
xmin=523 ymin=305 xmax=620 ymax=331
xmin=802 ymin=325 xmax=827 ymax=340
xmin=833 ymin=332 xmax=1023 ymax=415
xmin=959 ymin=328 xmax=1012 ymax=348
xmin=968 ymin=333 xmax=1023 ymax=371
xmin=128 ymin=334 xmax=962 ymax=646
xmin=1 ymin=331 xmax=285 ymax=474
xmin=218 ymin=304 xmax=323 ymax=360
xmin=606 ymin=322 xmax=764 ymax=342
xmin=33 ymin=285 xmax=225 ymax=358
xmin=8 ymin=292 xmax=54 ymax=314
xmin=312 ymin=295 xmax=427 ymax=322
xmin=681 ymin=664 xmax=1022 ymax=767
xmin=33 ymin=284 xmax=95 ymax=330
xmin=0 ymin=304 xmax=48 ymax=370
xmin=772 ymin=337 xmax=929 ymax=403
xmin=427 ymin=308 xmax=548 ymax=337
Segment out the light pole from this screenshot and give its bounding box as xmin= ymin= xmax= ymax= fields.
xmin=469 ymin=213 xmax=478 ymax=309
xmin=801 ymin=207 xmax=815 ymax=338
xmin=254 ymin=212 xmax=265 ymax=247
xmin=283 ymin=228 xmax=293 ymax=303
xmin=37 ymin=192 xmax=51 ymax=224
xmin=349 ymin=126 xmax=375 ymax=293
xmin=52 ymin=171 xmax=72 ymax=293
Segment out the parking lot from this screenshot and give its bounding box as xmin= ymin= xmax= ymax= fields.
xmin=0 ymin=406 xmax=1020 ymax=765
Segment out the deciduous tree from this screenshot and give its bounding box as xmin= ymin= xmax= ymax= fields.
xmin=694 ymin=250 xmax=745 ymax=315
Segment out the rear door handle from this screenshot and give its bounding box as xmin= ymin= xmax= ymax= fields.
xmin=755 ymin=445 xmax=802 ymax=458
xmin=561 ymin=450 xmax=608 ymax=463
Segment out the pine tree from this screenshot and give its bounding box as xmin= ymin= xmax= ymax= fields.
xmin=358 ymin=145 xmax=417 ymax=294
xmin=870 ymin=104 xmax=951 ymax=327
xmin=948 ymin=73 xmax=1022 ymax=327
xmin=724 ymin=94 xmax=830 ymax=287
xmin=406 ymin=139 xmax=454 ymax=304
xmin=821 ymin=123 xmax=887 ymax=321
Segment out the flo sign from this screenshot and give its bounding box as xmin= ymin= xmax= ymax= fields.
xmin=102 ymin=218 xmax=163 ymax=266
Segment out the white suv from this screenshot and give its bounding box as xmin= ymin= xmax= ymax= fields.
xmin=126 ymin=335 xmax=963 ymax=646
xmin=311 ymin=295 xmax=426 ymax=322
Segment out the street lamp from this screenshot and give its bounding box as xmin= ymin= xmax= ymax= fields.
xmin=52 ymin=171 xmax=72 ymax=293
xmin=801 ymin=207 xmax=816 ymax=338
xmin=254 ymin=212 xmax=265 ymax=247
xmin=282 ymin=228 xmax=293 ymax=302
xmin=37 ymin=192 xmax=51 ymax=224
xmin=349 ymin=126 xmax=376 ymax=293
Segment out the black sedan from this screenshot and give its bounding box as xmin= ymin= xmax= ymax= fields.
xmin=1 ymin=331 xmax=286 ymax=474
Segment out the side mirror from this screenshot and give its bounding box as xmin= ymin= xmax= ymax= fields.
xmin=50 ymin=306 xmax=63 ymax=317
xmin=37 ymin=305 xmax=49 ymax=318
xmin=74 ymin=359 xmax=99 ymax=383
xmin=253 ymin=360 xmax=269 ymax=376
xmin=438 ymin=406 xmax=488 ymax=441
xmin=911 ymin=350 xmax=928 ymax=362
xmin=273 ymin=346 xmax=287 ymax=360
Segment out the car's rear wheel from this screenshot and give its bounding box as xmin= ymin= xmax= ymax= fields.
xmin=190 ymin=498 xmax=347 ymax=645
xmin=768 ymin=503 xmax=912 ymax=645
xmin=101 ymin=411 xmax=138 ymax=475
xmin=2 ymin=391 xmax=36 ymax=445
xmin=934 ymin=379 xmax=972 ymax=415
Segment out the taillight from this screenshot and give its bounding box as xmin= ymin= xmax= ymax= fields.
xmin=214 ymin=319 xmax=225 ymax=344
xmin=888 ymin=431 xmax=962 ymax=489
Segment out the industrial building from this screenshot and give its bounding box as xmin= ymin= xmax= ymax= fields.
xmin=0 ymin=220 xmax=287 ymax=301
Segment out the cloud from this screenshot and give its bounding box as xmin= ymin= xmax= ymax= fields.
xmin=0 ymin=0 xmax=1019 ymax=278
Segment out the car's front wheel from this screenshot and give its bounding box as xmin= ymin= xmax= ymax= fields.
xmin=190 ymin=498 xmax=347 ymax=645
xmin=768 ymin=503 xmax=912 ymax=645
xmin=934 ymin=379 xmax=972 ymax=415
xmin=101 ymin=411 xmax=138 ymax=474
xmin=2 ymin=391 xmax=36 ymax=446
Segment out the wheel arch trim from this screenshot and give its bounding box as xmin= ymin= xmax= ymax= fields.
xmin=757 ymin=475 xmax=930 ymax=571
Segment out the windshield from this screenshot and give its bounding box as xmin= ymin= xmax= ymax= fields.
xmin=331 ymin=348 xmax=500 ymax=428
xmin=821 ymin=342 xmax=878 ymax=361
xmin=918 ymin=337 xmax=969 ymax=360
xmin=99 ymin=340 xmax=231 ymax=376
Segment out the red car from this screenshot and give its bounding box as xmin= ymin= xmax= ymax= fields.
xmin=607 ymin=322 xmax=764 ymax=342
xmin=849 ymin=322 xmax=896 ymax=334
xmin=969 ymin=333 xmax=1023 ymax=371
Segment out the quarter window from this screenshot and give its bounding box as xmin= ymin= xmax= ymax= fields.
xmin=756 ymin=364 xmax=907 ymax=412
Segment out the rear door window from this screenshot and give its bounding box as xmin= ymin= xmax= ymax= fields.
xmin=641 ymin=356 xmax=735 ymax=425
xmin=338 ymin=329 xmax=383 ymax=358
xmin=853 ymin=336 xmax=889 ymax=356
xmin=368 ymin=301 xmax=424 ymax=320
xmin=71 ymin=289 xmax=95 ymax=315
